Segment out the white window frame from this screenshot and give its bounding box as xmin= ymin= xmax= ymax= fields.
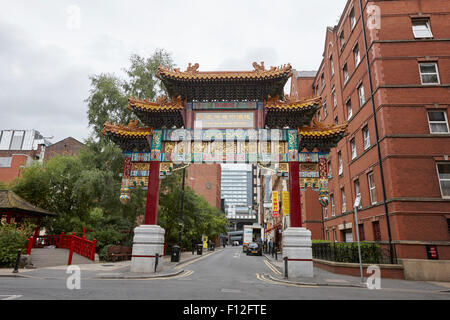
xmin=343 ymin=64 xmax=349 ymax=84
xmin=363 ymin=126 xmax=370 ymax=150
xmin=332 ymin=86 xmax=337 ymax=108
xmin=341 ymin=187 xmax=346 ymax=213
xmin=419 ymin=62 xmax=440 ymax=85
xmin=323 ymin=101 xmax=328 ymax=118
xmin=412 ymin=18 xmax=433 ymax=39
xmin=350 ymin=8 xmax=356 ymax=30
xmin=330 ymin=56 xmax=335 ymax=77
xmin=358 ymin=84 xmax=366 ymax=107
xmin=354 ymin=179 xmax=362 ymax=209
xmin=331 ymin=194 xmax=335 ymax=216
xmin=328 ymin=160 xmax=332 ymax=178
xmin=436 ymin=163 xmax=450 ymax=199
xmin=333 ymin=229 xmax=337 ymax=242
xmin=350 ymin=138 xmax=357 ymax=160
xmin=338 ymin=152 xmax=343 ymax=175
xmin=354 ymin=44 xmax=361 ymax=66
xmin=347 ymin=99 xmax=352 ymax=120
xmin=427 ymin=110 xmax=449 ymax=134
xmin=0 ymin=157 xmax=12 ymax=168
xmin=340 ymin=31 xmax=345 ymax=49
xmin=321 ymin=73 xmax=325 ymax=89
xmin=368 ymin=172 xmax=377 ymax=205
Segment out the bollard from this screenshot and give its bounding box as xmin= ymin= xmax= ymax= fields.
xmin=12 ymin=249 xmax=22 ymax=273
xmin=284 ymin=256 xmax=288 ymax=279
xmin=154 ymin=253 xmax=159 ymax=273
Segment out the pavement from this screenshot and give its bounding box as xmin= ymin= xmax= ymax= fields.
xmin=0 ymin=247 xmax=221 ymax=279
xmin=264 ymin=252 xmax=381 ymax=288
xmin=1 ymin=245 xmax=449 ymax=300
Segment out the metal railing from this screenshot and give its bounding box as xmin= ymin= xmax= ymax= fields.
xmin=312 ymin=242 xmax=397 ymax=264
xmin=27 ymin=232 xmax=96 ymax=264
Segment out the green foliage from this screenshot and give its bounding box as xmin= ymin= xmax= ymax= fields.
xmin=312 ymin=241 xmax=384 ymax=264
xmin=86 ymin=49 xmax=174 ymax=141
xmin=158 ymin=169 xmax=227 ymax=250
xmin=0 ymin=222 xmax=34 ymax=267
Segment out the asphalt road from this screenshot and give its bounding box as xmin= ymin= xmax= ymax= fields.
xmin=0 ymin=245 xmax=449 ymax=301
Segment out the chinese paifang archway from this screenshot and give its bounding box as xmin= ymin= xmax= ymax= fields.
xmin=104 ymin=62 xmax=347 ymax=228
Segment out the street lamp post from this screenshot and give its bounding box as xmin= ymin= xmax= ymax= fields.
xmin=353 ymin=196 xmax=363 ymax=284
xmin=178 ymin=168 xmax=186 ymax=254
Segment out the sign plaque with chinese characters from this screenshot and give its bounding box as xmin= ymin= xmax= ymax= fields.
xmin=194 ymin=112 xmax=254 ymax=129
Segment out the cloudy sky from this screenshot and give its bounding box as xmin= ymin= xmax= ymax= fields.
xmin=0 ymin=0 xmax=346 ymax=143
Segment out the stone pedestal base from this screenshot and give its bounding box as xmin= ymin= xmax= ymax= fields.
xmin=130 ymin=225 xmax=165 ymax=273
xmin=282 ymin=227 xmax=314 ymax=278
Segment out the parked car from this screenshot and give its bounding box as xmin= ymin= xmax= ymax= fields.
xmin=246 ymin=242 xmax=262 ymax=256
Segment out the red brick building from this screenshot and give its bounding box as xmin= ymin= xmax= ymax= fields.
xmin=291 ymin=0 xmax=450 ymax=262
xmin=44 ymin=137 xmax=85 ymax=161
xmin=0 ymin=130 xmax=84 ymax=184
xmin=186 ymin=164 xmax=222 ymax=210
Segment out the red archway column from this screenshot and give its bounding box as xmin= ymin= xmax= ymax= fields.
xmin=144 ymin=160 xmax=160 ymax=225
xmin=289 ymin=161 xmax=302 ymax=228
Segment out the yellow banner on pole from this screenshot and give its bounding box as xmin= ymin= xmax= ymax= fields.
xmin=272 ymin=191 xmax=279 ymax=217
xmin=282 ymin=191 xmax=290 ymax=215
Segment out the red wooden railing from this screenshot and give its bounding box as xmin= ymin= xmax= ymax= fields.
xmin=27 ymin=232 xmax=96 ymax=264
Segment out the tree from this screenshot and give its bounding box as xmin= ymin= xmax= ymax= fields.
xmin=86 ymin=49 xmax=175 ymax=141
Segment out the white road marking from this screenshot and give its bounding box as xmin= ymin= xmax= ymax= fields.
xmin=0 ymin=295 xmax=22 ymax=300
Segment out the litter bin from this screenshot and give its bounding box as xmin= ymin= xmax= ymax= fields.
xmin=171 ymin=245 xmax=180 ymax=262
xmin=196 ymin=244 xmax=203 ymax=255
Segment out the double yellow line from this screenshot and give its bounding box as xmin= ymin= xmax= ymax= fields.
xmin=264 ymin=260 xmax=282 ymax=276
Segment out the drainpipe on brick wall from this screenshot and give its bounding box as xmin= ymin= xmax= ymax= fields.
xmin=359 ymin=0 xmax=394 ymax=264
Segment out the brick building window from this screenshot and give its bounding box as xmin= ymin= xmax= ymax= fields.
xmin=332 ymin=86 xmax=337 ymax=107
xmin=343 ymin=63 xmax=349 ymax=84
xmin=412 ymin=18 xmax=433 ymax=38
xmin=333 ymin=229 xmax=338 ymax=242
xmin=368 ymin=172 xmax=377 ymax=204
xmin=331 ymin=194 xmax=335 ymax=216
xmin=340 ymin=31 xmax=345 ymax=49
xmin=341 ymin=187 xmax=346 ymax=213
xmin=419 ymin=62 xmax=440 ymax=85
xmin=328 ymin=160 xmax=332 ymax=178
xmin=358 ymin=224 xmax=365 ymax=241
xmin=323 ymin=101 xmax=328 ymax=118
xmin=330 ymin=56 xmax=335 ymax=77
xmin=354 ymin=44 xmax=360 ymax=66
xmin=347 ymin=99 xmax=352 ymax=120
xmin=350 ymin=8 xmax=356 ymax=30
xmin=338 ymin=151 xmax=343 ymax=175
xmin=350 ymin=138 xmax=357 ymax=160
xmin=427 ymin=111 xmax=449 ymax=134
xmin=362 ymin=126 xmax=370 ymax=150
xmin=437 ymin=163 xmax=450 ymax=198
xmin=326 ymin=230 xmax=330 ymax=240
xmin=0 ymin=157 xmax=12 ymax=168
xmin=358 ymin=83 xmax=366 ymax=106
xmin=321 ymin=73 xmax=325 ymax=89
xmin=354 ymin=179 xmax=362 ymax=209
xmin=373 ymin=221 xmax=381 ymax=241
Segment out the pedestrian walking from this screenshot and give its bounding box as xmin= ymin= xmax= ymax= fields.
xmin=269 ymin=238 xmax=273 ymax=255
